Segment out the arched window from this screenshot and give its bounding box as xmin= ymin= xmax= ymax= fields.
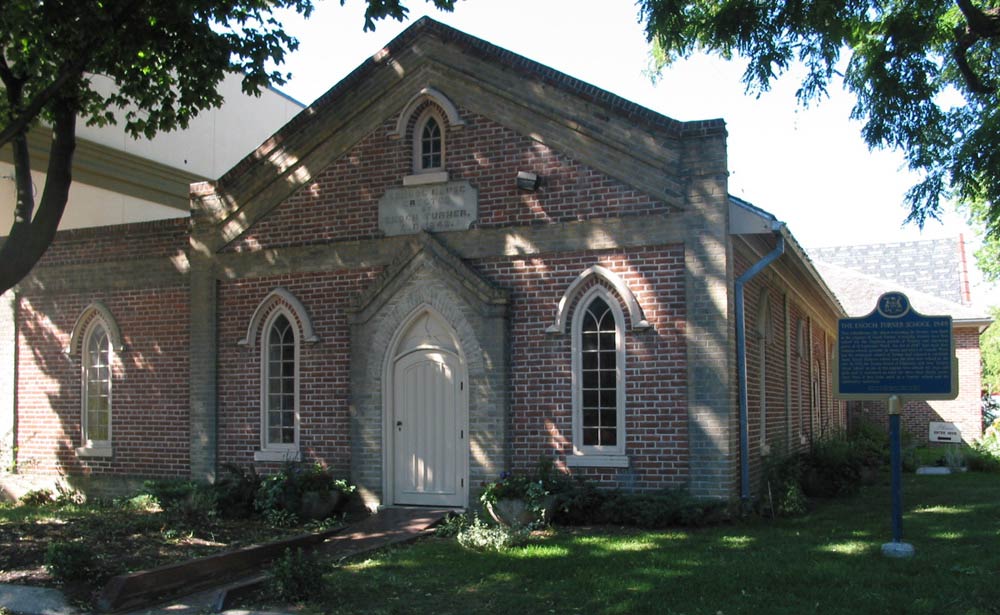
xmin=261 ymin=310 xmax=299 ymax=458
xmin=82 ymin=320 xmax=112 ymax=454
xmin=571 ymin=287 xmax=627 ymax=464
xmin=413 ymin=108 xmax=445 ymax=174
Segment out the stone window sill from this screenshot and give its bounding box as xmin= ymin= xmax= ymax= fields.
xmin=565 ymin=454 xmax=629 ymax=468
xmin=403 ymin=171 xmax=449 ymax=186
xmin=254 ymin=449 xmax=302 ymax=463
xmin=76 ymin=445 xmax=112 ymax=458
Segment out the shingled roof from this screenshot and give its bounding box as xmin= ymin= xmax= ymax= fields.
xmin=808 ymin=237 xmax=991 ymax=325
xmin=809 ymin=237 xmax=969 ymax=305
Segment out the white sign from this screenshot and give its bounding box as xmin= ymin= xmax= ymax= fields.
xmin=928 ymin=421 xmax=960 ymax=443
xmin=378 ymin=181 xmax=478 ymax=236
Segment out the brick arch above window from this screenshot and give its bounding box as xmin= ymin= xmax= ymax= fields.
xmin=546 ymin=265 xmax=650 ymax=335
xmin=388 ymin=86 xmax=465 ymax=139
xmin=66 ymin=302 xmax=124 ymax=357
xmin=238 ymin=287 xmax=319 ymax=348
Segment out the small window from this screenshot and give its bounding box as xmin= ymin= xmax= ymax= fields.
xmin=261 ymin=311 xmax=299 ymax=456
xmin=571 ymin=288 xmax=627 ymax=463
xmin=82 ymin=321 xmax=112 ymax=454
xmin=412 ymin=108 xmax=446 ymax=174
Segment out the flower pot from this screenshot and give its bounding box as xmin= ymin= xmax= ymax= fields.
xmin=486 ymin=496 xmax=555 ymax=527
xmin=300 ymin=490 xmax=344 ymax=520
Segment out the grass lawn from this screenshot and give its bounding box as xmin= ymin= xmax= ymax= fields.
xmin=253 ymin=472 xmax=999 ymax=615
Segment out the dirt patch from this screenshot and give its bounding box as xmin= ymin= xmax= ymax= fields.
xmin=0 ymin=504 xmax=311 ymax=607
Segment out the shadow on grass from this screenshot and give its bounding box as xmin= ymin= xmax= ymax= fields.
xmin=255 ymin=472 xmax=1000 ymax=615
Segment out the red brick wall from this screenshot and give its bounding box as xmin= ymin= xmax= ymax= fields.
xmin=224 ymin=107 xmax=667 ymax=253
xmin=216 ymin=270 xmax=380 ymax=478
xmin=475 ymin=245 xmax=689 ymax=490
xmin=16 ymin=286 xmax=190 ymax=477
xmin=37 ymin=218 xmax=189 ymax=267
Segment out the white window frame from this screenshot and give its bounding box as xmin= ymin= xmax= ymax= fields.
xmin=255 ymin=307 xmax=302 ymax=462
xmin=568 ymin=286 xmax=628 ymax=467
xmin=78 ymin=318 xmax=113 ymax=458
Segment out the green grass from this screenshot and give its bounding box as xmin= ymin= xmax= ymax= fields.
xmin=265 ymin=472 xmax=1000 ymax=615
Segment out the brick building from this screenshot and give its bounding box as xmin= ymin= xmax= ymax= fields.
xmin=6 ymin=18 xmax=854 ymax=507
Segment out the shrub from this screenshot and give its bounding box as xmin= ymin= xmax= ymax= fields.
xmin=18 ymin=488 xmax=54 ymax=506
xmin=141 ymin=479 xmax=199 ymax=509
xmin=435 ymin=512 xmax=472 ymax=537
xmin=761 ymin=452 xmax=808 ymax=517
xmin=969 ymin=420 xmax=1000 ymax=473
xmin=256 ymin=462 xmax=354 ymax=519
xmin=799 ymin=431 xmax=866 ymax=498
xmin=267 ymin=548 xmax=324 ymax=603
xmin=45 ymin=542 xmax=94 ymax=582
xmin=215 ymin=464 xmax=261 ymax=519
xmin=456 ymin=514 xmax=530 ymax=551
xmin=551 ymin=482 xmax=729 ymax=528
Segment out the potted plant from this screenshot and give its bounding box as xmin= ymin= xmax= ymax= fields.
xmin=480 ymin=471 xmax=555 ymax=528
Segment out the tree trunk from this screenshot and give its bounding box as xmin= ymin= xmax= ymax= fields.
xmin=0 ymin=98 xmax=76 ymax=294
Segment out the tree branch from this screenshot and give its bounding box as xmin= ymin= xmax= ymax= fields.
xmin=953 ymin=28 xmax=993 ymax=94
xmin=955 ymin=0 xmax=1000 ymax=37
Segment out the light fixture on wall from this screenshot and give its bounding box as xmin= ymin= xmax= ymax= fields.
xmin=516 ymin=171 xmax=540 ymax=191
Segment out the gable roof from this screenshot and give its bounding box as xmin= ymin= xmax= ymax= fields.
xmin=808 ymin=238 xmax=991 ymax=327
xmin=809 ymin=237 xmax=970 ymax=305
xmin=190 ymin=17 xmax=726 ymax=253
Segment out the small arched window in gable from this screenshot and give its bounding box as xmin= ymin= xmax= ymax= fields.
xmin=412 ymin=107 xmax=446 ymax=175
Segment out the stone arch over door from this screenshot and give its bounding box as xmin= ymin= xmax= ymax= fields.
xmin=348 ymin=234 xmax=508 ymax=509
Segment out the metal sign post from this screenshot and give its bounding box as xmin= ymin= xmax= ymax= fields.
xmin=834 ymin=292 xmax=958 ymax=559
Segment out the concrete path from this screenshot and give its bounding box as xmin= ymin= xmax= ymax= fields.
xmin=0 ymin=507 xmax=451 ymax=615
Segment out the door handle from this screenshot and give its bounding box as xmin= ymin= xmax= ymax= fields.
xmin=396 ymin=420 xmax=403 ymax=430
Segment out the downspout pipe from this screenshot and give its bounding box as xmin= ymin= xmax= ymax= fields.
xmin=735 ymin=227 xmax=785 ymax=503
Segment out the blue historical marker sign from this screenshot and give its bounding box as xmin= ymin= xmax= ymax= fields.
xmin=835 ymin=292 xmax=957 ymax=399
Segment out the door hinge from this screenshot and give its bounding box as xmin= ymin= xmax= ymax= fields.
xmin=460 ymin=381 xmax=464 ymax=391
xmin=460 ymin=429 xmax=464 ymax=439
xmin=461 ymin=478 xmax=464 ymax=488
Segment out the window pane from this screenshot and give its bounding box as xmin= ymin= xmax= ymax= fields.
xmin=582 ymin=351 xmax=598 ymax=370
xmin=583 ymin=408 xmax=598 ymax=428
xmin=582 ymin=331 xmax=599 ymax=351
xmin=598 ymin=333 xmax=615 ymax=350
xmin=600 ymin=409 xmax=617 ymax=427
xmin=600 ymin=369 xmax=616 ymax=388
xmin=583 ymin=428 xmax=598 ymax=446
xmin=599 ymin=351 xmax=616 ymax=370
xmin=600 ymin=428 xmax=617 ymax=446
xmin=582 ymin=370 xmax=599 ymax=389
xmin=582 ymin=389 xmax=599 ymax=409
xmin=600 ymin=388 xmax=616 ymax=408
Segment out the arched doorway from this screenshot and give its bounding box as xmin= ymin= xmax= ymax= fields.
xmin=384 ymin=307 xmax=468 ymax=507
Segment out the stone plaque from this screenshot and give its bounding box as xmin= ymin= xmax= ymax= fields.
xmin=378 ymin=181 xmax=478 ymax=236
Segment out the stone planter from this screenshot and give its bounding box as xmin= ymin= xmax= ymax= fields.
xmin=300 ymin=490 xmax=344 ymax=520
xmin=485 ymin=496 xmax=555 ymax=527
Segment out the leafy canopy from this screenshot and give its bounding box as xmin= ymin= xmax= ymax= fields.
xmin=0 ymin=0 xmax=453 ymax=294
xmin=641 ymin=0 xmax=1000 ymax=273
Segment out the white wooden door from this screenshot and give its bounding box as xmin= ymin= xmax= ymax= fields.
xmin=392 ymin=349 xmax=466 ymax=506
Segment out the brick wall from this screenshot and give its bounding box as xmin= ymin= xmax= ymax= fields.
xmin=475 ymin=245 xmax=689 ymax=490
xmin=216 ymin=270 xmax=380 ymax=478
xmin=36 ymin=218 xmax=189 ymax=267
xmin=16 ymin=286 xmax=190 ymax=477
xmin=224 ymin=107 xmax=667 ymax=253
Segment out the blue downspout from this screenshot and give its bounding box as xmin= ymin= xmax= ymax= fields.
xmin=735 ymin=230 xmax=785 ymax=503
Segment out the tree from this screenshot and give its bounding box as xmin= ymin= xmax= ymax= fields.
xmin=0 ymin=0 xmax=454 ymax=295
xmin=983 ymin=307 xmax=1000 ymax=394
xmin=640 ymin=0 xmax=1000 ymax=273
